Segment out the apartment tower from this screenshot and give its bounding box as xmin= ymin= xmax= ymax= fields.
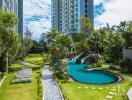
xmin=0 ymin=0 xmax=23 ymax=36
xmin=51 ymin=0 xmax=94 ymax=34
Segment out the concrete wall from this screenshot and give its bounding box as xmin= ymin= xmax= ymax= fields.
xmin=123 ymin=49 xmax=132 ymax=61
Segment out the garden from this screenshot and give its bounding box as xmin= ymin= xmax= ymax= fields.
xmin=46 ymin=17 xmax=132 ymax=100
xmin=0 ymin=8 xmax=132 ymax=100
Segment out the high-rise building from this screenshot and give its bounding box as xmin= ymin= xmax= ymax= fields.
xmin=51 ymin=0 xmax=94 ymax=34
xmin=18 ymin=0 xmax=23 ymax=37
xmin=0 ymin=0 xmax=23 ymax=36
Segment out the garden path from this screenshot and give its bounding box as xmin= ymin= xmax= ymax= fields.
xmin=42 ymin=65 xmax=64 ymax=100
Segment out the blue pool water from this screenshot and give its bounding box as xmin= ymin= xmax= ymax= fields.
xmin=67 ymin=60 xmax=119 ymax=84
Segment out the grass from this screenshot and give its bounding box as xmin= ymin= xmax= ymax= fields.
xmin=24 ymin=54 xmax=47 ymax=67
xmin=0 ymin=70 xmax=40 ymax=100
xmin=0 ymin=54 xmax=45 ymax=100
xmin=9 ymin=54 xmax=45 ymax=70
xmin=24 ymin=54 xmax=44 ymax=62
xmin=10 ymin=63 xmax=23 ymax=69
xmin=59 ymin=70 xmax=132 ymax=100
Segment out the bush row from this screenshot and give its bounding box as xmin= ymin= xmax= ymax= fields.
xmin=57 ymin=81 xmax=69 ymax=100
xmin=36 ymin=71 xmax=43 ymax=100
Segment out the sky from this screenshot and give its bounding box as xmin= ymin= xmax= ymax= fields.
xmin=23 ymin=0 xmax=132 ymax=40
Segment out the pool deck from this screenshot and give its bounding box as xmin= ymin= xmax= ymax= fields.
xmin=42 ymin=65 xmax=64 ymax=100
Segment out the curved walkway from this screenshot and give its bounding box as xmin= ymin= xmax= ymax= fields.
xmin=42 ymin=65 xmax=64 ymax=100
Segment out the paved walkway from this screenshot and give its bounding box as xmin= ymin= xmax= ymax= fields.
xmin=42 ymin=65 xmax=64 ymax=100
xmin=127 ymin=87 xmax=132 ymax=100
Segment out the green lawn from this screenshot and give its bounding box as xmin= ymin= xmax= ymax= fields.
xmin=24 ymin=54 xmax=48 ymax=67
xmin=24 ymin=54 xmax=44 ymax=62
xmin=0 ymin=70 xmax=40 ymax=100
xmin=9 ymin=54 xmax=45 ymax=69
xmin=59 ymin=72 xmax=132 ymax=100
xmin=0 ymin=54 xmax=44 ymax=100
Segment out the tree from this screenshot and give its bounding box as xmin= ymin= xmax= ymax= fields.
xmin=39 ymin=33 xmax=48 ymax=51
xmin=47 ymin=29 xmax=71 ymax=81
xmin=71 ymin=17 xmax=93 ymax=53
xmin=19 ymin=27 xmax=33 ymax=58
xmin=100 ymin=24 xmax=125 ymax=64
xmin=80 ymin=17 xmax=93 ymax=34
xmin=116 ymin=21 xmax=132 ymax=49
xmin=0 ymin=10 xmax=20 ymax=72
xmin=120 ymin=58 xmax=131 ymax=73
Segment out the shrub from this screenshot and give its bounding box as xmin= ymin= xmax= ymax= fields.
xmin=128 ymin=46 xmax=132 ymax=49
xmin=91 ymin=63 xmax=97 ymax=68
xmin=91 ymin=59 xmax=104 ymax=68
xmin=120 ymin=58 xmax=132 ymax=73
xmin=0 ymin=72 xmax=4 ymax=80
xmin=96 ymin=60 xmax=104 ymax=67
xmin=52 ymin=59 xmax=69 ymax=82
xmin=58 ymin=81 xmax=69 ymax=100
xmin=36 ymin=71 xmax=43 ymax=100
xmin=109 ymin=64 xmax=121 ymax=71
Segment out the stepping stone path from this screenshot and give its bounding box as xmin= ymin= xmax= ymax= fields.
xmin=92 ymin=87 xmax=96 ymax=90
xmin=84 ymin=87 xmax=88 ymax=89
xmin=105 ymin=87 xmax=109 ymax=89
xmin=77 ymin=87 xmax=82 ymax=89
xmin=42 ymin=65 xmax=64 ymax=100
xmin=99 ymin=88 xmax=103 ymax=90
xmin=111 ymin=88 xmax=116 ymax=92
xmin=11 ymin=68 xmax=32 ymax=83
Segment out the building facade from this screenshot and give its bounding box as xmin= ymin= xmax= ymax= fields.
xmin=51 ymin=0 xmax=94 ymax=34
xmin=18 ymin=0 xmax=23 ymax=36
xmin=0 ymin=0 xmax=23 ymax=36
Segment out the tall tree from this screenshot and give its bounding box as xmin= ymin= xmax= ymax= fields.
xmin=0 ymin=10 xmax=20 ymax=72
xmin=19 ymin=27 xmax=33 ymax=58
xmin=47 ymin=29 xmax=71 ymax=80
xmin=70 ymin=17 xmax=93 ymax=53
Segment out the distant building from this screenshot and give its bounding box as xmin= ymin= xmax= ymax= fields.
xmin=51 ymin=0 xmax=94 ymax=34
xmin=0 ymin=0 xmax=23 ymax=36
xmin=18 ymin=0 xmax=23 ymax=37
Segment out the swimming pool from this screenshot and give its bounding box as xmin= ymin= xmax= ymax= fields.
xmin=67 ymin=60 xmax=119 ymax=84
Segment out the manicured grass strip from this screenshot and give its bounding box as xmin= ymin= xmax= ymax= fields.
xmin=0 ymin=71 xmax=39 ymax=100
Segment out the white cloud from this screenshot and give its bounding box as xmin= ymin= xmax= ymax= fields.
xmin=95 ymin=0 xmax=132 ymax=27
xmin=28 ymin=18 xmax=51 ymax=39
xmin=23 ymin=0 xmax=51 ymax=40
xmin=94 ymin=0 xmax=104 ymax=5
